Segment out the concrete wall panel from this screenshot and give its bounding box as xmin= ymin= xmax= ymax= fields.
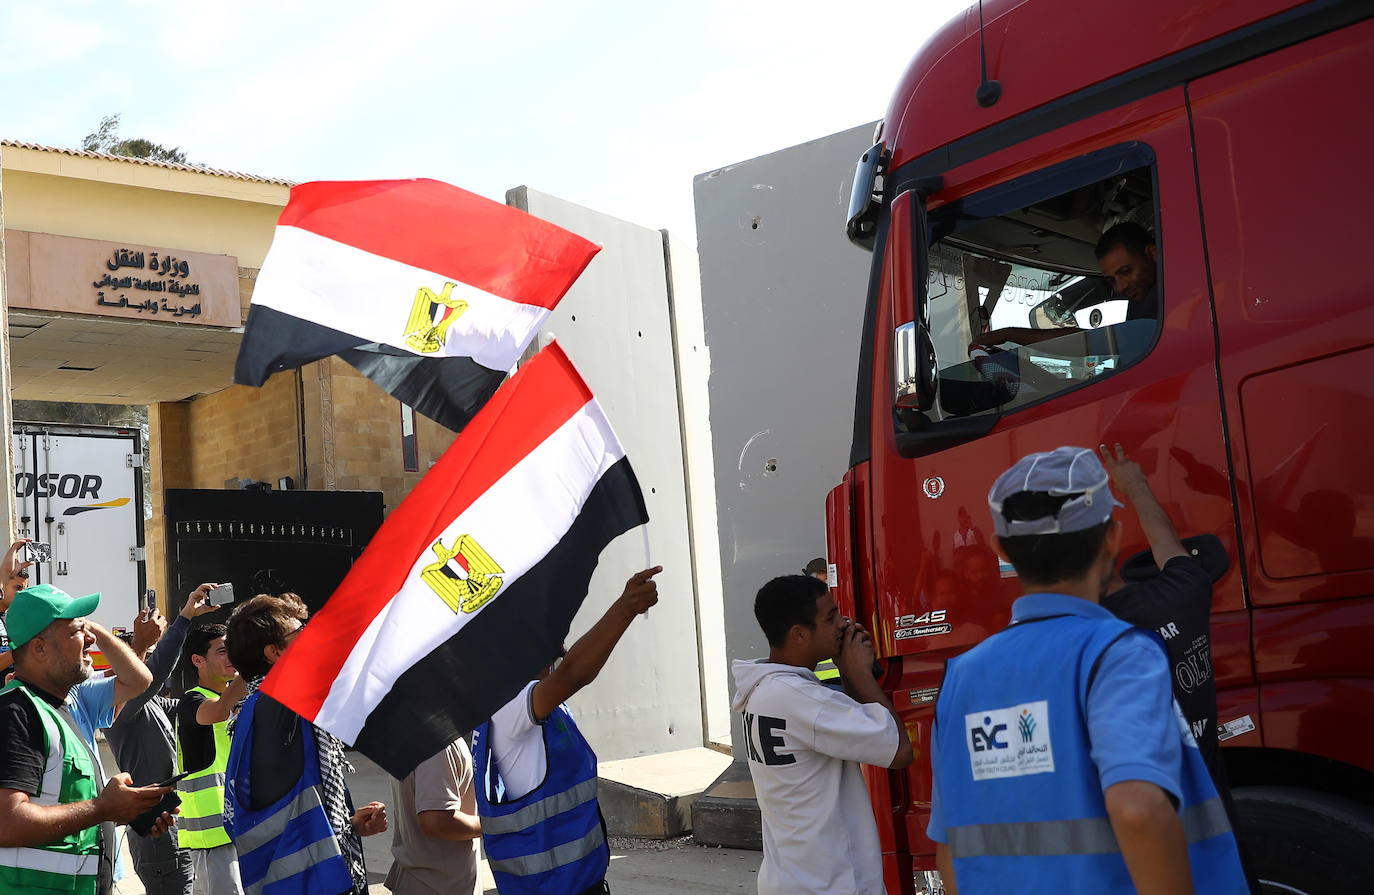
xmin=693 ymin=124 xmax=877 ymax=755
xmin=511 ymin=187 xmax=703 ymax=761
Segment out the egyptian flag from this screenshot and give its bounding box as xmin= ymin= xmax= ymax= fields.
xmin=234 ymin=179 xmax=600 ymax=431
xmin=260 ymin=342 xmax=648 ymax=778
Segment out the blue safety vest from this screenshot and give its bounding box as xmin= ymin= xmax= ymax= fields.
xmin=473 ymin=703 xmax=609 ymax=894
xmin=932 ymin=609 xmax=1248 ymax=894
xmin=224 ymin=692 xmax=354 ymax=895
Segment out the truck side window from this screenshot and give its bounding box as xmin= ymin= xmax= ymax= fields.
xmin=922 ymin=163 xmax=1160 ymax=419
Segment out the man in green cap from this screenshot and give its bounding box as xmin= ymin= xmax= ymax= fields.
xmin=0 ymin=583 xmax=176 ymax=895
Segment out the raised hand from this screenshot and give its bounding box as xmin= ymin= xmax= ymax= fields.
xmin=1098 ymin=442 xmax=1149 ymax=497
xmin=617 ymin=566 xmax=662 ymax=616
xmin=2 ymin=539 xmax=32 ymax=600
xmin=131 ymin=608 xmax=167 ymax=657
xmin=180 ymin=583 xmax=219 ymax=619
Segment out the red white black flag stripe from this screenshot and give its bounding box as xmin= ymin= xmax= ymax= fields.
xmin=234 ymin=179 xmax=600 ymax=431
xmin=260 ymin=342 xmax=648 ymax=778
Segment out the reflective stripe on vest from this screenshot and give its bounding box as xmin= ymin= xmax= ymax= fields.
xmin=480 ymin=777 xmax=599 ymax=836
xmin=232 ymin=784 xmax=329 ymax=855
xmin=948 ymin=796 xmax=1232 ymax=857
xmin=488 ymin=823 xmax=607 ymax=877
xmin=0 ymin=682 xmax=101 ymax=895
xmin=474 ymin=701 xmax=610 ymax=894
xmin=813 ymin=659 xmax=841 ymax=681
xmin=246 ymin=834 xmax=350 ymax=895
xmin=177 ymin=686 xmax=232 ymax=849
xmin=0 ymin=846 xmax=99 ymax=876
xmin=225 ymin=692 xmax=354 ymax=895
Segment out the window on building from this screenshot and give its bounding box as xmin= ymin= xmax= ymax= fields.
xmin=400 ymin=404 xmax=420 ymax=472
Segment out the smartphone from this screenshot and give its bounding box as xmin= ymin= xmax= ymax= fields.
xmin=130 ymin=790 xmax=182 ymax=836
xmin=156 ymin=771 xmax=191 ymax=788
xmin=141 ymin=588 xmax=156 ymax=614
xmin=21 ymin=542 xmax=52 ymax=564
xmin=207 ymin=583 xmax=235 ymax=607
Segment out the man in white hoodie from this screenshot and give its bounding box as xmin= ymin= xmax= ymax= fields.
xmin=732 ymin=574 xmax=914 ymax=895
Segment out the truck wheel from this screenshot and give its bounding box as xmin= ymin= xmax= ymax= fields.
xmin=1232 ymin=785 xmax=1374 ymax=895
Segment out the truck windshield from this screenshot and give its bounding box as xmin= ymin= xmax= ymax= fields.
xmin=921 ymin=166 xmax=1158 ymax=419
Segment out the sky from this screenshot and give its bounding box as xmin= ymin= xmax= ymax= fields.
xmin=0 ymin=0 xmax=969 ymax=243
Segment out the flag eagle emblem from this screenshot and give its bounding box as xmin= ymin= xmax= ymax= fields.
xmin=421 ymin=534 xmax=504 ymax=613
xmin=404 ymin=281 xmax=469 ymax=354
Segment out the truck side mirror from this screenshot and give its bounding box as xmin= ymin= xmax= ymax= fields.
xmin=887 ymin=189 xmax=937 ymax=411
xmin=846 ymin=141 xmax=888 ymax=250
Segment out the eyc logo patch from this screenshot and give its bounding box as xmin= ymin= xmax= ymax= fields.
xmin=965 ymin=700 xmax=1054 ymax=781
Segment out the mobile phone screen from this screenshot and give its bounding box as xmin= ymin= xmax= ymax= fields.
xmin=22 ymin=543 xmax=52 ymax=564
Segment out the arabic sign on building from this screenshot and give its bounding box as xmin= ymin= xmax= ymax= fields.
xmin=3 ymin=230 xmax=240 ymax=327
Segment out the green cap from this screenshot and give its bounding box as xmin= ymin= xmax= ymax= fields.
xmin=5 ymin=583 xmax=100 ymax=649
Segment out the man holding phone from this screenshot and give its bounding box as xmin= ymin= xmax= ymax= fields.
xmin=0 ymin=585 xmax=175 ymax=894
xmin=109 ymin=584 xmax=218 ymax=895
xmin=175 ymin=617 xmax=248 ymax=895
xmin=0 ymin=539 xmax=36 ymax=676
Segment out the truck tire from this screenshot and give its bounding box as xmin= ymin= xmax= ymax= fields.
xmin=1232 ymin=785 xmax=1374 ymax=895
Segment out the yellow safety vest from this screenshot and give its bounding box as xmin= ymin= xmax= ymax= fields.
xmin=176 ymin=686 xmax=232 ymax=849
xmin=815 ymin=659 xmax=841 ymax=682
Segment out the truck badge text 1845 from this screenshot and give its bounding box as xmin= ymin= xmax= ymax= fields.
xmin=894 ymin=610 xmax=952 ymax=640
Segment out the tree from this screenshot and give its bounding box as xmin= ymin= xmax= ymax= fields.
xmin=80 ymin=114 xmax=190 ymax=165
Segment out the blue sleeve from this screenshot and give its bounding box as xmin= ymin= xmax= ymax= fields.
xmin=1086 ymin=630 xmax=1183 ymax=803
xmin=926 ymin=719 xmax=946 ymax=843
xmin=70 ymin=676 xmax=117 ymax=742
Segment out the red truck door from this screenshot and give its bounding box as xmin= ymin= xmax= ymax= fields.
xmin=1188 ymin=15 xmax=1374 ymax=782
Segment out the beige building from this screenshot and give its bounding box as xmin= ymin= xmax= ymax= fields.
xmin=0 ymin=140 xmax=460 ymax=609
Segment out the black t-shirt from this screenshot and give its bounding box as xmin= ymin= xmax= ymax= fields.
xmin=0 ymin=682 xmax=67 ymax=794
xmin=248 ymin=693 xmax=306 ymax=810
xmin=1102 ymin=555 xmax=1219 ymax=773
xmin=175 ymin=690 xmax=220 ymax=775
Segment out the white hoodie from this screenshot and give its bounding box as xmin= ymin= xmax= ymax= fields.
xmin=731 ymin=658 xmax=899 ymax=895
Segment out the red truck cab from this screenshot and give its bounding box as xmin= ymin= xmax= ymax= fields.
xmin=826 ymin=2 xmax=1374 ymax=892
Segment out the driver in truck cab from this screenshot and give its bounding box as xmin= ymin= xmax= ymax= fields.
xmin=969 ymin=222 xmax=1158 ymax=351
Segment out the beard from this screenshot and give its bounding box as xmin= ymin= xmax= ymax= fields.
xmin=65 ymin=653 xmax=94 ymax=690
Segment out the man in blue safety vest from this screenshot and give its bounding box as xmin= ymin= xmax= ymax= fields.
xmin=223 ymin=595 xmax=388 ymax=895
xmin=473 ymin=566 xmax=661 ymax=895
xmin=928 ymin=446 xmax=1249 ymax=894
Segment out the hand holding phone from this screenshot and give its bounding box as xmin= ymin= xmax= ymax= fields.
xmin=207 ymin=583 xmax=235 ymax=607
xmin=130 ymin=790 xmax=181 ymax=836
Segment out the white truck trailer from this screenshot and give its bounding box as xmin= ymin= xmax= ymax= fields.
xmin=12 ymin=423 xmax=145 ymax=633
